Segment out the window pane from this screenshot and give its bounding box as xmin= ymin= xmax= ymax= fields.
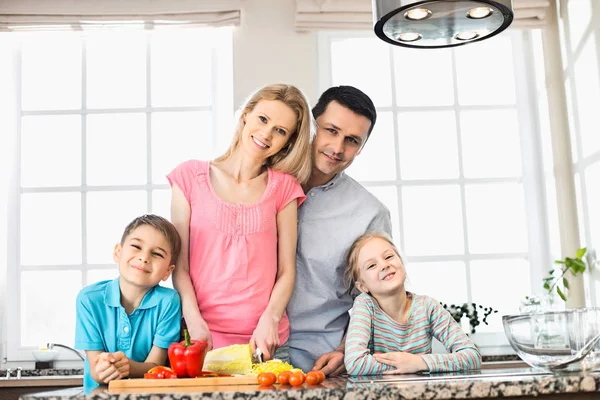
xmin=393 ymin=47 xmax=454 ymax=106
xmin=21 ymin=193 xmax=81 ymax=265
xmin=398 ymin=111 xmax=459 ymax=180
xmin=406 ymin=261 xmax=468 ymax=306
xmin=565 ymin=78 xmax=580 ymax=162
xmin=465 ymin=183 xmax=528 ymax=254
xmin=455 ymin=35 xmax=516 ymax=105
xmin=21 ymin=270 xmax=81 ymax=347
xmin=331 ymin=38 xmax=392 ymax=106
xmin=86 ymin=191 xmax=147 ymax=264
xmin=86 ymin=113 xmax=147 ymax=185
xmin=574 ymin=36 xmax=600 ymax=157
xmin=470 ymin=259 xmax=531 ymax=332
xmin=87 ymin=268 xmax=118 ymax=285
xmin=365 ymin=186 xmax=400 ymax=242
xmin=86 ymin=32 xmax=146 ymax=108
xmin=151 ymin=30 xmax=212 ymax=107
xmin=21 ymin=32 xmax=81 ymax=110
xmin=152 ymin=189 xmax=171 ymax=220
xmin=461 ymin=109 xmax=522 ymax=178
xmin=585 ymin=162 xmax=600 ymax=245
xmin=568 ymin=0 xmax=592 ymax=49
xmin=346 ymin=112 xmax=396 ymax=181
xmin=21 ymin=115 xmax=81 ymax=187
xmin=402 ymin=185 xmax=464 ymax=256
xmin=151 ymin=111 xmax=213 ymax=184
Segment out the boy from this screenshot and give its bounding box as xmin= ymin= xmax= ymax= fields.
xmin=75 ymin=214 xmax=182 ymax=390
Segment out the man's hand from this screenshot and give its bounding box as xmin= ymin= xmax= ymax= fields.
xmin=95 ymin=352 xmax=129 ymax=383
xmin=312 ymin=350 xmax=346 ymax=377
xmin=373 ymin=352 xmax=428 ymax=374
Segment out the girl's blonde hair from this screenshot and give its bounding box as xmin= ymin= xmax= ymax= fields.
xmin=344 ymin=232 xmax=403 ymax=290
xmin=214 ymin=83 xmax=313 ymax=185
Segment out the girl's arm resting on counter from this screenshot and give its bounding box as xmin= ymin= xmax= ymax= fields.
xmin=170 ymin=184 xmax=212 ymax=347
xmin=344 ymin=296 xmax=395 ymax=376
xmin=420 ymin=298 xmax=482 ymax=372
xmin=251 ymin=200 xmax=298 ymax=359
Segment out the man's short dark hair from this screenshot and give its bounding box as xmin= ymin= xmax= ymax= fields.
xmin=312 ymin=85 xmax=377 ymax=136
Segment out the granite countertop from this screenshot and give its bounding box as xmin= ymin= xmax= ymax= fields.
xmin=19 ymin=367 xmax=600 ymax=400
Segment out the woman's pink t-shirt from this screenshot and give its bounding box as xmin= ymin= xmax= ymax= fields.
xmin=167 ymin=160 xmax=305 ymax=349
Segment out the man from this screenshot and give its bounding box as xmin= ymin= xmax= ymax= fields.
xmin=287 ymin=86 xmax=393 ymax=375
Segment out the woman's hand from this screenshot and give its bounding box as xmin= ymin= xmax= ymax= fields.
xmin=373 ymin=352 xmax=428 ymax=374
xmin=187 ymin=318 xmax=213 ymax=351
xmin=250 ymin=312 xmax=280 ymax=360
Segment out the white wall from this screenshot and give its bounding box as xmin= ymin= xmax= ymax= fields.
xmin=232 ymin=0 xmax=318 ymax=107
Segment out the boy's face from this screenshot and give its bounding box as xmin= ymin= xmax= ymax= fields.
xmin=114 ymin=224 xmax=175 ymax=289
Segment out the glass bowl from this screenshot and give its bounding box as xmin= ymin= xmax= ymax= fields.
xmin=503 ymin=307 xmax=600 ymax=372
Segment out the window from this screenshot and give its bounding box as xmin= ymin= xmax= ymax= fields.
xmin=318 ymin=31 xmax=553 ymax=347
xmin=559 ymin=0 xmax=600 ymax=306
xmin=4 ymin=27 xmax=233 ymax=362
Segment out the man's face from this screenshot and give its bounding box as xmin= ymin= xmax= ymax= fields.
xmin=312 ymin=101 xmax=372 ymax=181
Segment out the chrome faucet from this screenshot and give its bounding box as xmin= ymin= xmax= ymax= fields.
xmin=46 ymin=343 xmax=85 ymax=361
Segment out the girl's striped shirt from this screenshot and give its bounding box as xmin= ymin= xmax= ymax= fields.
xmin=345 ymin=292 xmax=481 ymax=375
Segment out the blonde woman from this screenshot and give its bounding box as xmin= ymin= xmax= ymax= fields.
xmin=169 ymin=84 xmax=312 ymax=362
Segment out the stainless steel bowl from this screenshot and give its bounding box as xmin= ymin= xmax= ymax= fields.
xmin=503 ymin=307 xmax=600 ymax=372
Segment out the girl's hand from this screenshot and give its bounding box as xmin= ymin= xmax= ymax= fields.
xmin=250 ymin=312 xmax=280 ymax=360
xmin=187 ymin=318 xmax=213 ymax=351
xmin=373 ymin=352 xmax=428 ymax=374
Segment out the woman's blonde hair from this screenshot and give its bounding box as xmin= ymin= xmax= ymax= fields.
xmin=215 ymin=83 xmax=313 ymax=185
xmin=344 ymin=231 xmax=403 ymax=290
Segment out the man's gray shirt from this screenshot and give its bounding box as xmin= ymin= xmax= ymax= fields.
xmin=287 ymin=172 xmax=393 ymax=372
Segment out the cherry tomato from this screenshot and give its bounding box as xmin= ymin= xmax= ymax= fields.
xmin=289 ymin=372 xmax=305 ymax=387
xmin=257 ymin=372 xmax=277 ymax=386
xmin=314 ymin=370 xmax=326 ymax=383
xmin=305 ymin=371 xmax=320 ymax=385
xmin=277 ymin=371 xmax=291 ymax=385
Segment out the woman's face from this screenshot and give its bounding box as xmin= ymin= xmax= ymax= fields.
xmin=241 ymin=100 xmax=297 ymax=161
xmin=355 ymin=237 xmax=406 ymax=296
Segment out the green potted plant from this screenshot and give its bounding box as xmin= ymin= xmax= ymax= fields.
xmin=542 ymin=247 xmax=587 ymax=302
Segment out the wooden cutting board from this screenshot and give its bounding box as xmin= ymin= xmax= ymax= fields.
xmin=108 ymin=375 xmax=257 ymax=389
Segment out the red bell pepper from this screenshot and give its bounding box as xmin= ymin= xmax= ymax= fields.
xmin=168 ymin=329 xmax=208 ymax=378
xmin=144 ymin=366 xmax=177 ymax=379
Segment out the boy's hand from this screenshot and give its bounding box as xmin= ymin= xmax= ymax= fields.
xmin=373 ymin=352 xmax=428 ymax=374
xmin=312 ymin=350 xmax=346 ymax=377
xmin=108 ymin=351 xmax=130 ymax=378
xmin=95 ymin=351 xmax=130 ymax=383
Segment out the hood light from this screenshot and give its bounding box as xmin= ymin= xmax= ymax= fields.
xmin=405 ymin=8 xmax=432 ymax=21
xmin=455 ymin=31 xmax=480 ymax=40
xmin=397 ymin=32 xmax=422 ymax=42
xmin=467 ymin=7 xmax=493 ymax=19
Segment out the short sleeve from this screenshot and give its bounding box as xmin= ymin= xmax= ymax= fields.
xmin=153 ymin=290 xmax=182 ymax=349
xmin=166 ymin=160 xmax=202 ymax=204
xmin=74 ymin=291 xmax=105 ymax=351
xmin=276 ymin=172 xmax=306 ymax=212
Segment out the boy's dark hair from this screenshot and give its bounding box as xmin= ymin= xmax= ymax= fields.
xmin=312 ymin=85 xmax=377 ymax=137
xmin=120 ymin=214 xmax=182 ymax=266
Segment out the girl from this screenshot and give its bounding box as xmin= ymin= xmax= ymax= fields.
xmin=168 ymin=84 xmax=312 ymax=361
xmin=344 ymin=232 xmax=481 ymax=375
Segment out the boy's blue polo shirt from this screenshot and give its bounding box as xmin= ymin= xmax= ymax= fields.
xmin=75 ymin=278 xmax=181 ymax=392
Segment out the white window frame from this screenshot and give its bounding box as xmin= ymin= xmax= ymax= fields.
xmin=5 ymin=27 xmax=233 ymax=363
xmin=317 ymin=29 xmax=554 ymax=351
